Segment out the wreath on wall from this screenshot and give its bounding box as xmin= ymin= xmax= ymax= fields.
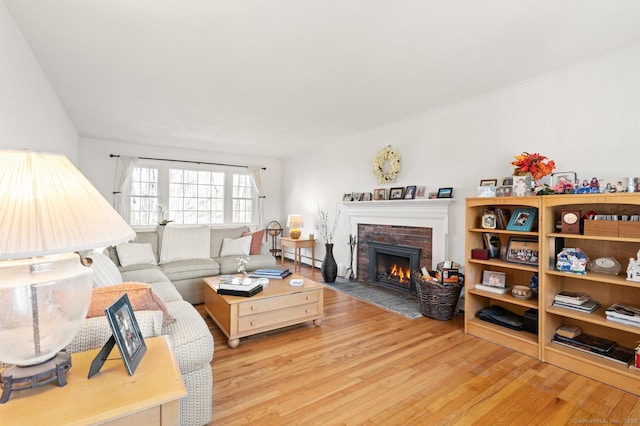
xmin=372 ymin=145 xmax=401 ymax=184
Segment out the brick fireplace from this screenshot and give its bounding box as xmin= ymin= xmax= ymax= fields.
xmin=342 ymin=199 xmax=453 ymax=287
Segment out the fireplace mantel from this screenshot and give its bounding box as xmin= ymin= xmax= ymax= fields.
xmin=342 ymin=199 xmax=454 ymax=274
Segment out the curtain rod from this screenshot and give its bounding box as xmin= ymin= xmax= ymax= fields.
xmin=109 ymin=154 xmax=266 ymax=170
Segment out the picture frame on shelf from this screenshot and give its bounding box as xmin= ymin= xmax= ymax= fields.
xmin=428 ymin=192 xmax=437 ymax=199
xmin=342 ymin=193 xmax=353 ymax=202
xmin=362 ymin=192 xmax=372 ymax=201
xmin=437 ymin=187 xmax=453 ymax=198
xmin=416 ymin=186 xmax=426 ymax=198
xmin=374 ymin=188 xmax=386 ymax=200
xmin=478 ymin=185 xmax=497 ymax=197
xmin=506 ymin=207 xmax=537 ymax=232
xmin=512 ymin=176 xmax=532 ymax=196
xmin=551 ymin=171 xmax=577 ymax=187
xmin=404 ymin=185 xmax=417 ymax=199
xmin=353 ymin=192 xmax=363 ymax=201
xmin=505 ymin=237 xmax=539 ymax=266
xmin=389 ymin=187 xmax=404 ymax=200
xmin=105 ymin=294 xmax=147 ymax=376
xmin=480 ymin=179 xmax=498 ymax=187
xmin=482 ymin=270 xmax=506 ymax=287
xmin=501 ymin=176 xmax=514 ymax=186
xmin=496 ymin=186 xmax=512 ymax=197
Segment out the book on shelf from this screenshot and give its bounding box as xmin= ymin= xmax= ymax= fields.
xmin=605 ymin=315 xmax=640 ymax=328
xmin=606 ymin=303 xmax=640 ymax=320
xmin=475 ymin=284 xmax=512 ymax=294
xmin=555 ymin=325 xmax=582 ymax=339
xmin=553 ymin=333 xmax=616 ymax=354
xmin=553 ymin=337 xmax=634 ymax=365
xmin=552 ymin=299 xmax=600 ymax=313
xmin=495 ymin=208 xmax=511 ymax=230
xmin=553 ymin=291 xmax=591 ymax=305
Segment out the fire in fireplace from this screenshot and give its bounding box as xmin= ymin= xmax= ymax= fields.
xmin=368 ymin=241 xmax=421 ymax=295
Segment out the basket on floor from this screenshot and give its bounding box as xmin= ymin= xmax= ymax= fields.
xmin=414 ymin=271 xmax=462 ymax=320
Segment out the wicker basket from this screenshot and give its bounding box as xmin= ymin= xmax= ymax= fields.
xmin=414 ymin=271 xmax=463 ymax=320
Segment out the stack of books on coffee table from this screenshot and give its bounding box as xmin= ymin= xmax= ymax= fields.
xmin=249 ymin=267 xmax=292 ymax=280
xmin=552 ymin=291 xmax=600 ymax=313
xmin=218 ymin=275 xmax=263 ymax=297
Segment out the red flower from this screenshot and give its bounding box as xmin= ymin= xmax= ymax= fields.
xmin=512 ymin=152 xmax=555 ymax=181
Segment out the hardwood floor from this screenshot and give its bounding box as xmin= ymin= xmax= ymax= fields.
xmin=197 ymin=261 xmax=640 ymax=425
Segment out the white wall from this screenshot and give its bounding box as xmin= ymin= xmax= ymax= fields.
xmin=79 ymin=137 xmax=283 ymax=229
xmin=0 ymin=3 xmax=78 ymax=161
xmin=282 ymin=44 xmax=640 ymax=272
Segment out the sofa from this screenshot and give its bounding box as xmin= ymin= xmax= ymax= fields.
xmin=66 ymin=225 xmax=276 ymax=425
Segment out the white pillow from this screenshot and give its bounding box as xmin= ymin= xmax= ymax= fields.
xmin=87 ymin=251 xmax=123 ymax=287
xmin=116 ymin=242 xmax=157 ymax=267
xmin=159 ymin=225 xmax=211 ymax=263
xmin=219 ymin=236 xmax=252 ymax=257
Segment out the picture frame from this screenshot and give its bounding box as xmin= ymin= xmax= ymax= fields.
xmin=437 ymin=187 xmax=453 ymax=198
xmin=551 ymin=171 xmax=577 ymax=187
xmin=416 ymin=186 xmax=426 ymax=198
xmin=506 ymin=207 xmax=537 ymax=232
xmin=428 ymin=192 xmax=437 ymax=199
xmin=477 ymin=186 xmax=497 ymax=198
xmin=389 ymin=187 xmax=404 ymax=200
xmin=480 ymin=179 xmax=498 ymax=187
xmin=501 ymin=176 xmax=514 ymax=186
xmin=505 ymin=237 xmax=539 ymax=266
xmin=512 ymin=175 xmax=532 ymax=197
xmin=353 ymin=192 xmax=362 ymax=201
xmin=482 ymin=270 xmax=506 ymax=287
xmin=342 ymin=193 xmax=353 ymax=202
xmin=374 ymin=188 xmax=386 ymax=200
xmin=362 ymin=192 xmax=372 ymax=201
xmin=495 ymin=186 xmax=512 ymax=197
xmin=105 ymin=294 xmax=147 ymax=376
xmin=404 ymin=185 xmax=417 ymax=199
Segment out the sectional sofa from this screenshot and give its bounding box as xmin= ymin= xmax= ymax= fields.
xmin=66 ymin=225 xmax=277 ymax=425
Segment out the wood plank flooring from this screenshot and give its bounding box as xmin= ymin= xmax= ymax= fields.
xmin=197 ymin=261 xmax=640 ymax=425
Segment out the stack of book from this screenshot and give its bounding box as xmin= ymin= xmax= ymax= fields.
xmin=552 ymin=329 xmax=634 ymax=365
xmin=552 ymin=291 xmax=600 ymax=313
xmin=494 ymin=208 xmax=511 ymax=230
xmin=605 ymin=303 xmax=640 ymax=327
xmin=218 ymin=277 xmax=263 ymax=297
xmin=248 ymin=266 xmax=292 ymax=280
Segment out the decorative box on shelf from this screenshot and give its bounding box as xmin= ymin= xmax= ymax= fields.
xmin=583 ymin=220 xmax=640 ymax=238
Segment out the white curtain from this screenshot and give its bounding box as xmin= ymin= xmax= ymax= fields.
xmin=113 ymin=155 xmax=138 ymax=219
xmin=248 ymin=166 xmax=264 ymax=229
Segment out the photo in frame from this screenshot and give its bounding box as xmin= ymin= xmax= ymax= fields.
xmin=437 ymin=187 xmax=453 ymax=198
xmin=342 ymin=193 xmax=353 ymax=202
xmin=505 ymin=237 xmax=539 ymax=266
xmin=362 ymin=192 xmax=372 ymax=201
xmin=551 ymin=171 xmax=577 ymax=187
xmin=482 ymin=270 xmax=506 ymax=287
xmin=506 ymin=207 xmax=537 ymax=232
xmin=512 ymin=176 xmax=532 ymax=197
xmin=404 ymin=185 xmax=417 ymax=199
xmin=480 ymin=179 xmax=498 ymax=187
xmin=416 ymin=186 xmax=426 ymax=198
xmin=105 ymin=294 xmax=147 ymax=376
xmin=374 ymin=188 xmax=386 ymax=200
xmin=389 ymin=187 xmax=404 ymax=200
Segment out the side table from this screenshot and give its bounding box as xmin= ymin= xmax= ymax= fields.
xmin=281 ymin=237 xmax=315 ymax=270
xmin=0 ymin=335 xmax=186 ymax=425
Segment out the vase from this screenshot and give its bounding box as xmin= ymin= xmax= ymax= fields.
xmin=321 ymin=243 xmax=338 ymax=283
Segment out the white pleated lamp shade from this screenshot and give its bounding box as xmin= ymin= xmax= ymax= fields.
xmin=0 ymin=150 xmax=135 ymax=259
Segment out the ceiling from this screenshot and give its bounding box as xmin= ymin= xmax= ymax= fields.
xmin=5 ymin=1 xmax=640 ymax=158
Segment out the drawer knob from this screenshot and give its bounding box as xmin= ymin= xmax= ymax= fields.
xmin=306 ymin=309 xmax=310 ymax=314
xmin=251 ymin=305 xmax=256 ymax=311
xmin=306 ymin=295 xmax=311 ymax=300
xmin=251 ymin=321 xmax=256 ymax=326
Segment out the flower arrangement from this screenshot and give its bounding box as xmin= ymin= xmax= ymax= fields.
xmin=372 ymin=145 xmax=401 ymax=184
xmin=512 ymin=152 xmax=555 ymax=181
xmin=315 ymin=206 xmax=341 ymax=244
xmin=237 ymin=257 xmax=249 ymax=275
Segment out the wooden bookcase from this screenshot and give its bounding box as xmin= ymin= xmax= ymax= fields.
xmin=465 ymin=196 xmax=542 ymax=359
xmin=465 ymin=193 xmax=640 ymax=396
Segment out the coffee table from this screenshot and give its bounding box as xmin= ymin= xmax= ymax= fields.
xmin=203 ymin=274 xmax=324 ymax=348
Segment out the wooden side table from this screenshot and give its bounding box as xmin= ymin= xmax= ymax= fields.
xmin=0 ymin=335 xmax=186 ymax=426
xmin=281 ymin=237 xmax=315 ymax=270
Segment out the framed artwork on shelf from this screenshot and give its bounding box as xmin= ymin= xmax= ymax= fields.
xmin=389 ymin=187 xmax=404 ymax=200
xmin=482 ymin=270 xmax=506 ymax=287
xmin=437 ymin=187 xmax=453 ymax=198
xmin=342 ymin=193 xmax=353 ymax=202
xmin=374 ymin=188 xmax=386 ymax=200
xmin=506 ymin=207 xmax=537 ymax=232
xmin=362 ymin=192 xmax=372 ymax=201
xmin=404 ymin=185 xmax=417 ymax=199
xmin=105 ymin=294 xmax=147 ymax=376
xmin=353 ymin=192 xmax=363 ymax=201
xmin=551 ymin=171 xmax=577 ymax=187
xmin=505 ymin=237 xmax=539 ymax=266
xmin=512 ymin=176 xmax=532 ymax=196
xmin=480 ymin=179 xmax=498 ymax=187
xmin=416 ymin=186 xmax=426 ymax=198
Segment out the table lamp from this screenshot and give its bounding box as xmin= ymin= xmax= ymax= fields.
xmin=287 ymin=214 xmax=304 ymax=239
xmin=0 ymin=150 xmax=135 ymax=402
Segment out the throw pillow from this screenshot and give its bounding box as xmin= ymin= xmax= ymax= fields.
xmin=116 ymin=242 xmax=157 ymax=267
xmin=86 ymin=250 xmax=123 ymax=287
xmin=87 ymin=283 xmax=176 ymax=326
xmin=219 ymin=235 xmax=252 ymax=257
xmin=242 ymin=229 xmax=265 ymax=255
xmin=159 ymin=225 xmax=211 ymax=263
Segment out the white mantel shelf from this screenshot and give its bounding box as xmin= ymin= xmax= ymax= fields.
xmin=342 ymin=198 xmax=455 ymax=271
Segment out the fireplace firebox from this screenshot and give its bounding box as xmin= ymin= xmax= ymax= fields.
xmin=368 ymin=241 xmax=421 ymax=295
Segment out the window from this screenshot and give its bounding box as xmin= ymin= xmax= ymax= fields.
xmin=128 ymin=162 xmax=255 ymax=226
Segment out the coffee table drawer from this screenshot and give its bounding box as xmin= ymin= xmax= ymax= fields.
xmin=237 ymin=303 xmax=320 ymax=332
xmin=238 ymin=290 xmax=319 ymax=316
